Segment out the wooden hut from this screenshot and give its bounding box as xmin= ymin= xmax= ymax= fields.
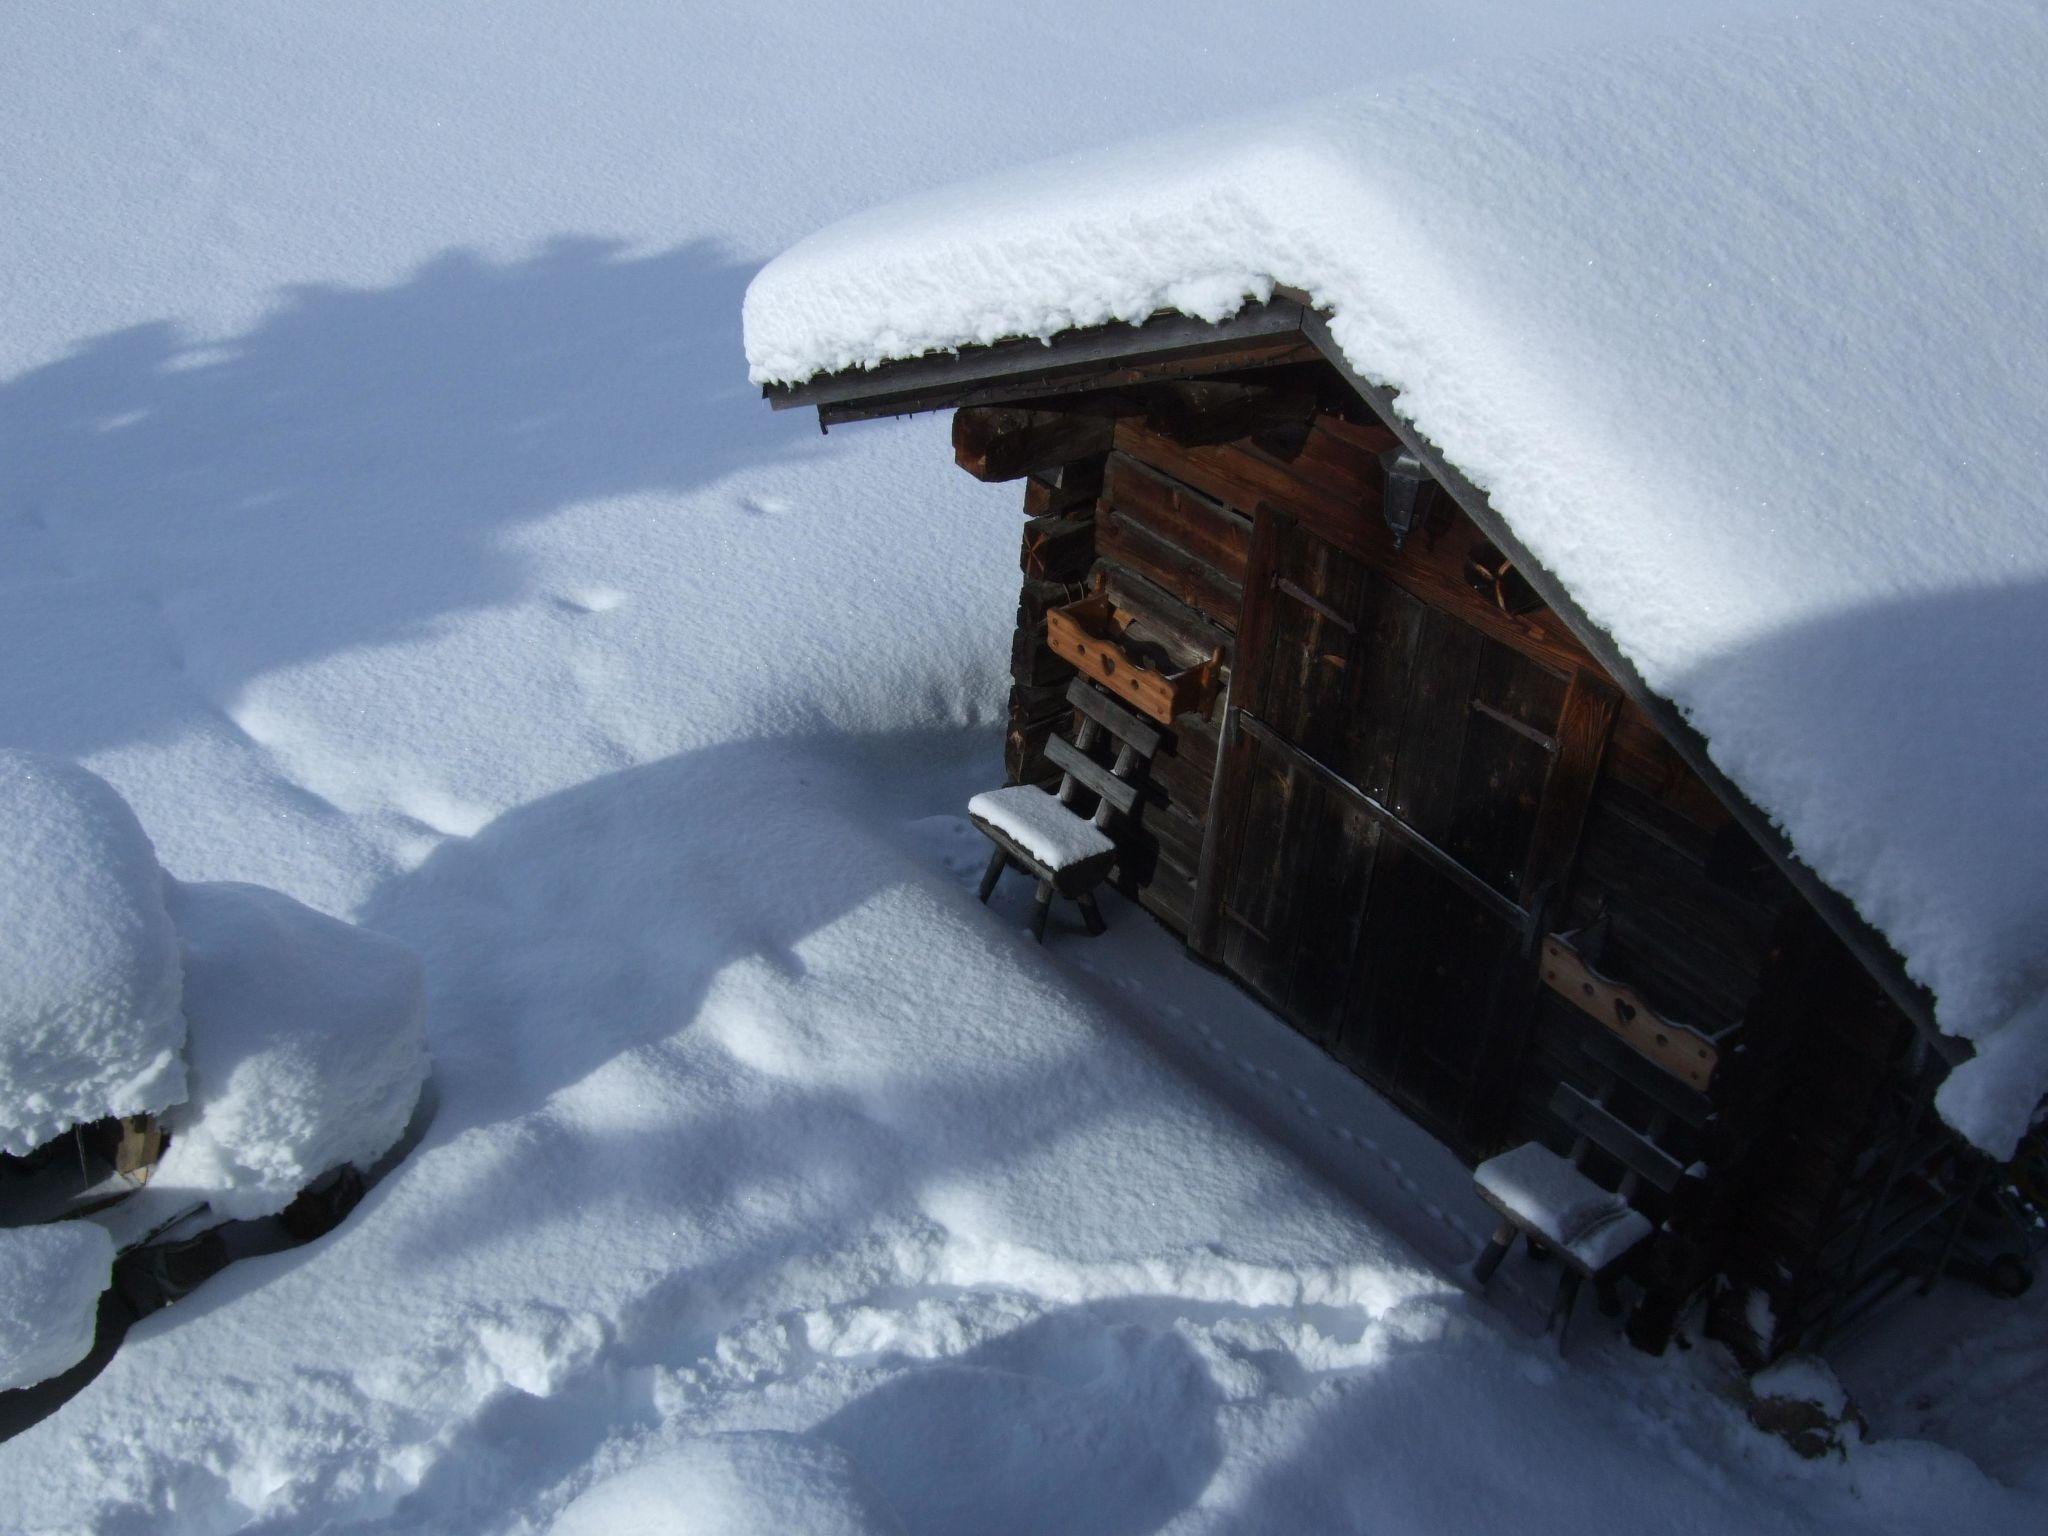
xmin=744 ymin=33 xmax=2048 ymax=1353
xmin=757 ymin=298 xmax=2036 ymax=1355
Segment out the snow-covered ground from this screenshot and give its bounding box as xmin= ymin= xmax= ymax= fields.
xmin=1 ymin=3 xmax=2043 ymax=1531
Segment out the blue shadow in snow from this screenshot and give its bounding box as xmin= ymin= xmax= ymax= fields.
xmin=0 ymin=236 xmax=819 ymax=755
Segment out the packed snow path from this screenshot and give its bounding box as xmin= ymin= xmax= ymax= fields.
xmin=2 ymin=3 xmax=2044 ymax=1531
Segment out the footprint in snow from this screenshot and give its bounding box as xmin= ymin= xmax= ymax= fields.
xmin=553 ymin=585 xmax=628 ymax=615
xmin=743 ymin=494 xmax=793 ymax=516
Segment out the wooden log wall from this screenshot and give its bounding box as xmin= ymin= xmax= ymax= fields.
xmin=964 ymin=361 xmax=1939 ymax=1342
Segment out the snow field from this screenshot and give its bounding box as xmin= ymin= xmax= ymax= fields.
xmin=1 ymin=2 xmax=2044 ymax=1531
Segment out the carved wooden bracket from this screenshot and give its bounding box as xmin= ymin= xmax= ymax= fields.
xmin=1540 ymin=933 xmax=1719 ymax=1090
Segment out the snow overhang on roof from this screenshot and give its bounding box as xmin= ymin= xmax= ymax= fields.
xmin=742 ymin=2 xmax=2048 ymax=1159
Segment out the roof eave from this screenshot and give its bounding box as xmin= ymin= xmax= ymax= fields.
xmin=762 ymin=299 xmax=1317 ymax=426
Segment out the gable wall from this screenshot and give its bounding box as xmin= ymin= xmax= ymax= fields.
xmin=979 ymin=359 xmax=1955 ymax=1352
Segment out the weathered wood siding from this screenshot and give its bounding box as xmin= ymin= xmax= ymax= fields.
xmin=985 ymin=358 xmax=1952 ymax=1348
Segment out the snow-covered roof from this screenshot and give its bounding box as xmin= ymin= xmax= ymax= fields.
xmin=743 ymin=4 xmax=2048 ymax=1157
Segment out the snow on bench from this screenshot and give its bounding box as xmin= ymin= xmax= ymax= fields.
xmin=1474 ymin=1140 xmax=1651 ymax=1274
xmin=967 ymin=786 xmax=1114 ymax=873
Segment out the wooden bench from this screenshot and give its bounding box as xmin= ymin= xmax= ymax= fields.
xmin=1471 ymin=1023 xmax=1711 ymax=1349
xmin=971 ymin=678 xmax=1160 ymax=942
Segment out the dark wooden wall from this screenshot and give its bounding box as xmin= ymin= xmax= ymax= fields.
xmin=965 ymin=358 xmax=1959 ymax=1353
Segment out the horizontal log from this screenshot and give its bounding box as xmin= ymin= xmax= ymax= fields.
xmin=1021 ymin=456 xmax=1106 ymax=515
xmin=1119 ymin=418 xmax=1595 ymax=678
xmin=1010 ymin=625 xmax=1075 ymax=687
xmin=1007 ymin=675 xmax=1074 ymax=730
xmin=1096 ymin=559 xmax=1236 ymax=669
xmin=1604 ymin=702 xmax=1735 ymax=833
xmin=1142 ymin=734 xmax=1218 ymax=825
xmin=1016 ymin=575 xmax=1090 ymax=632
xmin=1140 ymin=380 xmax=1319 ymax=448
xmin=1115 ymin=841 xmax=1198 ymax=935
xmin=1096 ymin=523 xmax=1241 ymax=630
xmin=956 ymin=406 xmax=1115 ymax=482
xmin=1103 ymin=453 xmax=1253 ymax=586
xmin=1115 ymin=414 xmax=1382 ymax=533
xmin=1021 ymin=514 xmax=1096 ymax=583
xmin=1130 ymin=796 xmax=1206 ymax=874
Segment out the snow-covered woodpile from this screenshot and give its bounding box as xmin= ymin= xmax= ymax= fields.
xmin=0 ymin=751 xmax=429 ymax=1392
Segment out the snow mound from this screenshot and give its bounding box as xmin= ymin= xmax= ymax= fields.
xmin=0 ymin=750 xmax=185 ymax=1156
xmin=150 ymin=880 xmax=427 ymax=1222
xmin=549 ymin=1434 xmax=904 ymax=1536
xmin=743 ymin=2 xmax=2048 ymax=1156
xmin=0 ymin=1220 xmax=114 ymax=1391
xmin=1753 ymin=1355 xmax=1849 ymax=1420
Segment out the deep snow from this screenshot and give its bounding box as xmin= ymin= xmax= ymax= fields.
xmin=0 ymin=750 xmax=185 ymax=1156
xmin=150 ymin=879 xmax=428 ymax=1222
xmin=2 ymin=2 xmax=2043 ymax=1532
xmin=0 ymin=1224 xmax=114 ymax=1394
xmin=743 ymin=1 xmax=2048 ymax=1157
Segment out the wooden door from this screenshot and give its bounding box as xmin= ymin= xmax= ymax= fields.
xmin=1198 ymin=506 xmax=1618 ymax=1160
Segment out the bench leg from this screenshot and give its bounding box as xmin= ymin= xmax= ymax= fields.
xmin=1549 ymin=1269 xmax=1584 ymax=1352
xmin=1030 ymin=880 xmax=1055 ymax=942
xmin=1594 ymin=1271 xmax=1625 ymax=1318
xmin=1077 ymin=890 xmax=1106 ymax=936
xmin=978 ymin=846 xmax=1008 ymax=904
xmin=1472 ymin=1219 xmax=1519 ymax=1288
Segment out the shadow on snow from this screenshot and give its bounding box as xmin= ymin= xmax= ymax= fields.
xmin=0 ymin=236 xmax=815 ymax=756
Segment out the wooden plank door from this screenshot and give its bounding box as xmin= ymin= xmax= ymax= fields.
xmin=1196 ymin=505 xmax=1618 ymax=1160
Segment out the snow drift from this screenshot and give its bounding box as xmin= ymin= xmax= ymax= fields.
xmin=0 ymin=750 xmax=185 ymax=1156
xmin=743 ymin=0 xmax=2048 ymax=1156
xmin=152 ymin=880 xmax=428 ymax=1222
xmin=0 ymin=752 xmax=428 ymax=1390
xmin=548 ymin=1434 xmax=905 ymax=1536
xmin=0 ymin=1222 xmax=114 ymax=1393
